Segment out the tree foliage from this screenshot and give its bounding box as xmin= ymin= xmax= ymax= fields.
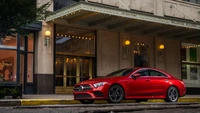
xmin=0 ymin=0 xmax=51 ymax=38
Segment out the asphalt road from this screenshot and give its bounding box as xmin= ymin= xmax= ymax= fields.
xmin=0 ymin=102 xmax=200 ymax=113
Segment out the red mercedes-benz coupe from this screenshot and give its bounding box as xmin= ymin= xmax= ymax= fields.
xmin=73 ymin=67 xmax=186 ymax=104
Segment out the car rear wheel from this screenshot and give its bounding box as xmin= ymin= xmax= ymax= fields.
xmin=107 ymin=85 xmax=124 ymax=103
xmin=79 ymin=100 xmax=94 ymax=104
xmin=165 ymin=86 xmax=179 ymax=102
xmin=135 ymin=99 xmax=148 ymax=103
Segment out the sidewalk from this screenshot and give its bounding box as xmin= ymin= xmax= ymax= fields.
xmin=0 ymin=94 xmax=200 ymax=106
xmin=22 ymin=94 xmax=74 ymax=99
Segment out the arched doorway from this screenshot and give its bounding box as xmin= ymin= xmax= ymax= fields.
xmin=133 ymin=42 xmax=150 ymax=67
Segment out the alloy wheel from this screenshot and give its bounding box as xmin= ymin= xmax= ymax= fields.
xmin=108 ymin=85 xmax=124 ymax=103
xmin=165 ymin=86 xmax=179 ymax=102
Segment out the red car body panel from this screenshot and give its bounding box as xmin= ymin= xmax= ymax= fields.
xmin=73 ymin=67 xmax=186 ymax=101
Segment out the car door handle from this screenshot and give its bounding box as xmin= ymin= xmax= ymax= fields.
xmin=146 ymin=79 xmax=150 ymax=81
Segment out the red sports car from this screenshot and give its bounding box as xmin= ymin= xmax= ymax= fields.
xmin=73 ymin=67 xmax=186 ymax=104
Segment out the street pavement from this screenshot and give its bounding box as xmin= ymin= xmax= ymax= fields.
xmin=1 ymin=102 xmax=200 ymax=113
xmin=0 ymin=94 xmax=200 ymax=106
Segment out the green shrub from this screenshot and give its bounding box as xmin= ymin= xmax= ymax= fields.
xmin=0 ymin=86 xmax=20 ymax=99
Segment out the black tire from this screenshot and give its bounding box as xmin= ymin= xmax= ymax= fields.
xmin=107 ymin=85 xmax=124 ymax=103
xmin=135 ymin=99 xmax=148 ymax=103
xmin=165 ymin=86 xmax=179 ymax=102
xmin=79 ymin=100 xmax=94 ymax=104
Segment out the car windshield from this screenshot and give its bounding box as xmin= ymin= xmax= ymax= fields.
xmin=106 ymin=68 xmax=135 ymax=77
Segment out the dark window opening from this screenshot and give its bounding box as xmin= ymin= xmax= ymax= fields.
xmin=54 ymin=0 xmax=82 ymax=11
xmin=183 ymin=0 xmax=200 ymax=4
xmin=134 ymin=42 xmax=149 ymax=67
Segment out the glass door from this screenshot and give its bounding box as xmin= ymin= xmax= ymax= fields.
xmin=55 ymin=55 xmax=93 ymax=93
xmin=80 ymin=58 xmax=91 ymax=82
xmin=65 ymin=57 xmax=77 ymax=86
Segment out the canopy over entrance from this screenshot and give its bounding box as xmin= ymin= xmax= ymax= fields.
xmin=46 ymin=1 xmax=200 ymax=43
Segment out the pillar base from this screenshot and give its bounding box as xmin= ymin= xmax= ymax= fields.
xmin=35 ymin=74 xmax=54 ymax=94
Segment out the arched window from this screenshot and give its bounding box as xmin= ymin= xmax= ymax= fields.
xmin=133 ymin=42 xmax=149 ymax=67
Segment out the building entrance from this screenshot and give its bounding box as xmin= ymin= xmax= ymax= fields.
xmin=55 ymin=25 xmax=95 ymax=94
xmin=55 ymin=56 xmax=93 ymax=94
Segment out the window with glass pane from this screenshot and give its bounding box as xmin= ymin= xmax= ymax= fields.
xmin=20 ymin=36 xmax=25 ymax=50
xmin=55 ymin=56 xmax=64 ymax=86
xmin=28 ymin=34 xmax=34 ymax=52
xmin=183 ymin=0 xmax=200 ymax=4
xmin=0 ymin=50 xmax=16 ymax=82
xmin=182 ymin=43 xmax=199 ymax=63
xmin=0 ymin=36 xmax=17 ymax=49
xmin=134 ymin=42 xmax=149 ymax=67
xmin=20 ymin=54 xmax=24 ymax=85
xmin=54 ymin=0 xmax=78 ymax=11
xmin=27 ymin=54 xmax=33 ymax=82
xmin=181 ymin=43 xmax=200 ymax=87
xmin=182 ymin=64 xmax=200 ymax=87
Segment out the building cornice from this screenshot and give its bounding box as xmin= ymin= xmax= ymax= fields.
xmin=46 ymin=1 xmax=200 ymax=30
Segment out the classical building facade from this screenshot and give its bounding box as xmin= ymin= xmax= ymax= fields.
xmin=1 ymin=0 xmax=200 ymax=94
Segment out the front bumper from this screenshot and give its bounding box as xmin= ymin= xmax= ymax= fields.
xmin=73 ymin=84 xmax=109 ymax=100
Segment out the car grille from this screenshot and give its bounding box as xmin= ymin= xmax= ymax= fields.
xmin=74 ymin=94 xmax=92 ymax=99
xmin=93 ymin=91 xmax=103 ymax=97
xmin=74 ymin=85 xmax=92 ymax=92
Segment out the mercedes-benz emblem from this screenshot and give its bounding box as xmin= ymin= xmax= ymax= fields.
xmin=78 ymin=85 xmax=84 ymax=92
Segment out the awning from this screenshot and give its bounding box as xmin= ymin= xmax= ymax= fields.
xmin=46 ymin=1 xmax=200 ymax=43
xmin=22 ymin=21 xmax=42 ymax=32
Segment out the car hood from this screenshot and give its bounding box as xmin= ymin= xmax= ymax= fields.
xmin=77 ymin=77 xmax=117 ymax=85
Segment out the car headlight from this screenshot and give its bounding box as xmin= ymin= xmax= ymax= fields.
xmin=93 ymin=82 xmax=108 ymax=88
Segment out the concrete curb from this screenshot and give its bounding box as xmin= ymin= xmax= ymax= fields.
xmin=0 ymin=100 xmax=21 ymax=106
xmin=0 ymin=98 xmax=200 ymax=106
xmin=21 ymin=99 xmax=80 ymax=106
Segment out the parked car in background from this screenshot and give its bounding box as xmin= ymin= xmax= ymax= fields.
xmin=73 ymin=67 xmax=186 ymax=104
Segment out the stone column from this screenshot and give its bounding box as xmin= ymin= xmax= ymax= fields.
xmin=34 ymin=21 xmax=54 ymax=94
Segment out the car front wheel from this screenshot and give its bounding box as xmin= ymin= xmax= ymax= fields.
xmin=79 ymin=100 xmax=94 ymax=104
xmin=165 ymin=86 xmax=179 ymax=102
xmin=107 ymin=85 xmax=124 ymax=103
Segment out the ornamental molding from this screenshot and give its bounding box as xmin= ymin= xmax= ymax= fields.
xmin=46 ymin=2 xmax=200 ymax=30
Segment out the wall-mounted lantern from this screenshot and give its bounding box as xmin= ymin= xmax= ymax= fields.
xmin=158 ymin=44 xmax=165 ymax=60
xmin=44 ymin=30 xmax=51 ymax=46
xmin=159 ymin=44 xmax=164 ymax=50
xmin=123 ymin=39 xmax=130 ymax=59
xmin=125 ymin=40 xmax=130 ymax=46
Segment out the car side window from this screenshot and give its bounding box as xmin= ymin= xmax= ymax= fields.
xmin=149 ymin=70 xmax=167 ymax=77
xmin=137 ymin=69 xmax=149 ymax=76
